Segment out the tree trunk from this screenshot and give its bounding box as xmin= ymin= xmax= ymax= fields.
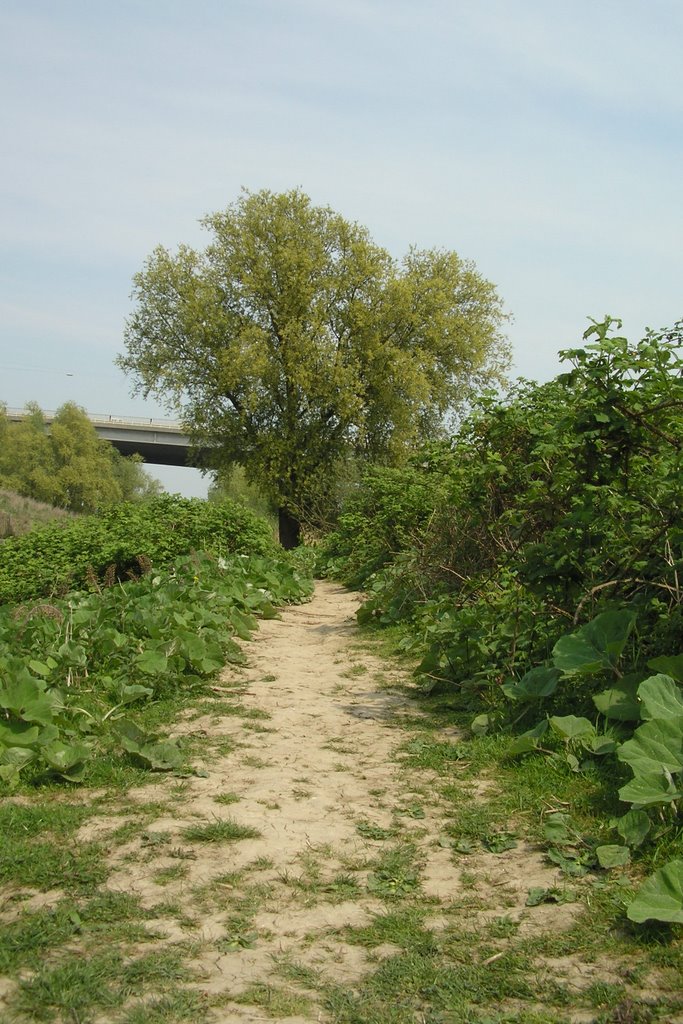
xmin=278 ymin=506 xmax=302 ymax=549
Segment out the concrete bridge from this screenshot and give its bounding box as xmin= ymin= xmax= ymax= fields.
xmin=5 ymin=408 xmax=200 ymax=467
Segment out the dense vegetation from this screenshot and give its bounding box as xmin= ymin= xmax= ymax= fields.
xmin=0 ymin=402 xmax=161 ymax=512
xmin=322 ymin=317 xmax=683 ymax=924
xmin=0 ymin=495 xmax=312 ymax=790
xmin=0 ymin=494 xmax=275 ymax=605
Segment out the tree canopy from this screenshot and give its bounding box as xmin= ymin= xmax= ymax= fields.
xmin=0 ymin=403 xmax=161 ymax=512
xmin=119 ymin=188 xmax=510 ymax=546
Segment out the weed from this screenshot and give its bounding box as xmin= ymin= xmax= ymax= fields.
xmin=356 ymin=820 xmax=398 ymax=841
xmin=181 ymin=819 xmax=260 ymax=843
xmin=120 ymin=988 xmax=210 ymax=1023
xmin=213 ymin=791 xmax=240 ymax=806
xmin=234 ymin=982 xmax=312 ymax=1017
xmin=345 ymin=907 xmax=433 ymax=951
xmin=342 ymin=663 xmax=369 ymax=678
xmin=249 ymin=856 xmax=275 ymax=871
xmin=152 ymin=864 xmax=189 ymax=885
xmin=322 ymin=873 xmax=363 ymax=900
xmin=273 ymin=957 xmax=322 ymax=987
xmin=242 ymin=755 xmax=269 ymax=768
xmin=0 ymin=834 xmax=107 ymax=892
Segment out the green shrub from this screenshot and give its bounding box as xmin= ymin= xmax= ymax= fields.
xmin=318 ymin=460 xmax=450 ymax=588
xmin=0 ymin=495 xmax=276 ymax=605
xmin=0 ymin=548 xmax=313 ymax=789
xmin=333 ymin=317 xmax=683 ymax=695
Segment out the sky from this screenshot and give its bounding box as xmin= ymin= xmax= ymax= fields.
xmin=1 ymin=0 xmax=681 ymax=496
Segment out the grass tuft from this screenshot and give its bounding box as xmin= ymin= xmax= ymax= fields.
xmin=181 ymin=818 xmax=260 ymax=843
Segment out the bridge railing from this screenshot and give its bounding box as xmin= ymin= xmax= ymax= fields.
xmin=5 ymin=408 xmax=184 ymax=431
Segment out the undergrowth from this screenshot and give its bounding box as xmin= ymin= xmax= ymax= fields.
xmin=321 ymin=317 xmax=683 ymax=928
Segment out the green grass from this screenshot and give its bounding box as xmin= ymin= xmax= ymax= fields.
xmin=2 ymin=567 xmax=681 ymax=1024
xmin=0 ymin=800 xmax=91 ymax=840
xmin=213 ymin=791 xmax=241 ymax=806
xmin=181 ymin=818 xmax=260 ymax=843
xmin=0 ymin=835 xmax=107 ymax=891
xmin=341 ymin=662 xmax=369 ymax=678
xmin=398 ymin=734 xmax=471 ymax=773
xmin=356 ymin=820 xmax=399 ymax=840
xmin=10 ymin=947 xmax=191 ymax=1023
xmin=321 ymin=873 xmax=363 ymax=900
xmin=273 ymin=957 xmax=322 ymax=988
xmin=81 ymin=751 xmax=176 ymax=790
xmin=344 ymin=906 xmax=434 ymax=951
xmin=323 ymin=941 xmax=535 ymax=1024
xmin=233 ymin=982 xmax=313 ymax=1018
xmin=0 ymin=891 xmax=156 ymax=974
xmin=152 ymin=864 xmax=190 ymax=885
xmin=192 ymin=700 xmax=271 ymax=721
xmin=249 ymin=856 xmax=275 ymax=870
xmin=242 ymin=754 xmax=270 ymax=768
xmin=329 ymin=875 xmax=683 ymax=1024
xmin=364 ymin=843 xmax=422 ymax=900
xmin=120 ymin=989 xmax=210 ymax=1023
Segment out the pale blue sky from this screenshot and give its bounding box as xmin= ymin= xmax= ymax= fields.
xmin=1 ymin=0 xmax=681 ymax=495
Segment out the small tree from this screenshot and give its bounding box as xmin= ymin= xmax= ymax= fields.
xmin=119 ymin=188 xmax=510 ymax=547
xmin=0 ymin=404 xmax=59 ymax=505
xmin=0 ymin=403 xmax=161 ymax=512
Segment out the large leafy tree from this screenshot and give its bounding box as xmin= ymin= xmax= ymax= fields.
xmin=119 ymin=188 xmax=510 ymax=546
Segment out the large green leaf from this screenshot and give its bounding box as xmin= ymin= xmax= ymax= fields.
xmin=0 ymin=747 xmax=36 ymax=788
xmin=593 ymin=675 xmax=641 ymax=721
xmin=617 ymin=718 xmax=683 ymax=777
xmin=508 ymin=718 xmax=549 ymax=756
xmin=57 ymin=640 xmax=87 ymax=667
xmin=27 ymin=659 xmax=52 ymax=678
xmin=115 ymin=719 xmax=183 ymax=771
xmin=637 ymin=674 xmax=683 ymax=721
xmin=619 ymin=772 xmax=683 ymax=807
xmin=118 ymin=683 xmax=154 ymax=705
xmin=0 ymin=720 xmax=41 ymax=748
xmin=116 ymin=719 xmax=149 ymax=749
xmin=229 ymin=608 xmax=256 ymax=641
xmin=134 ymin=648 xmax=169 ymax=676
xmin=549 ymin=715 xmax=595 ymax=741
xmin=502 ymin=667 xmax=560 ymax=702
xmin=469 ymin=713 xmax=491 ymax=736
xmin=552 ymin=611 xmax=636 ymax=675
xmin=179 ymin=635 xmax=224 ymax=675
xmin=42 ymin=740 xmax=91 ymax=779
xmin=616 ymin=809 xmax=651 ymax=847
xmin=0 ymin=745 xmax=36 ymax=767
xmin=596 ymin=845 xmax=630 ymax=869
xmin=648 ymin=655 xmax=683 ymax=682
xmin=0 ymin=675 xmax=58 ymax=727
xmin=585 ymin=733 xmax=617 ymax=755
xmin=137 ymin=740 xmax=184 ymax=771
xmin=627 ymin=860 xmax=683 ymax=924
xmin=543 ymin=812 xmax=571 ymax=844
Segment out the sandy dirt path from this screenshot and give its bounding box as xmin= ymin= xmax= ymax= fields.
xmin=87 ymin=581 xmax=573 ymax=1023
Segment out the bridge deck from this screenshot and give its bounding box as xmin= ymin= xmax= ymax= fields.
xmin=5 ymin=408 xmax=201 ymax=468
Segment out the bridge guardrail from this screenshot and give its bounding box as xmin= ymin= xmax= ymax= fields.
xmin=5 ymin=408 xmax=184 ymax=431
